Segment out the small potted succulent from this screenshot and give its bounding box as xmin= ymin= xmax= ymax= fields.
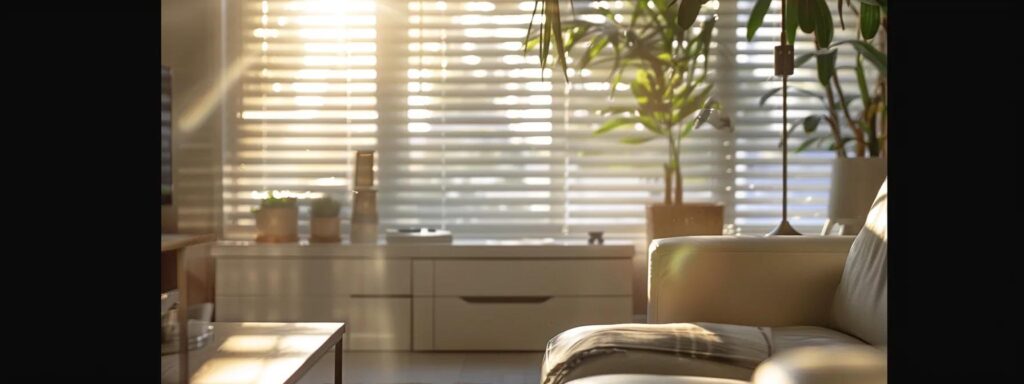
xmin=310 ymin=196 xmax=342 ymax=243
xmin=253 ymin=195 xmax=298 ymax=242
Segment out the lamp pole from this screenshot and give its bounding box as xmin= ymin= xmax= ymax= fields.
xmin=767 ymin=0 xmax=801 ymax=236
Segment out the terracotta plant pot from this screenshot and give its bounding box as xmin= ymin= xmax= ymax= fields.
xmin=310 ymin=216 xmax=341 ymax=243
xmin=646 ymin=203 xmax=724 ymax=246
xmin=825 ymin=157 xmax=887 ymax=235
xmin=254 ymin=206 xmax=298 ymax=243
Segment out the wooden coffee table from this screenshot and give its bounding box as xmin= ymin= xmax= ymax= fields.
xmin=162 ymin=322 xmax=346 ymax=384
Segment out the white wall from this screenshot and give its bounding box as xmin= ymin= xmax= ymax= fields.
xmin=161 ymin=0 xmax=235 ymax=235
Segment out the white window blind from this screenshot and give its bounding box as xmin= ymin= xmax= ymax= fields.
xmin=223 ymin=0 xmax=379 ymax=240
xmin=390 ymin=0 xmax=733 ymax=241
xmin=221 ymin=0 xmax=867 ymax=240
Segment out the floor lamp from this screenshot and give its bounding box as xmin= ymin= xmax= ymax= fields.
xmin=767 ymin=0 xmax=801 ymax=236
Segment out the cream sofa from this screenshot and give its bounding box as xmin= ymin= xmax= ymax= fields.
xmin=542 ymin=180 xmax=887 ymax=384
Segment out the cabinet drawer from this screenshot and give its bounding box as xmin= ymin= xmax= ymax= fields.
xmin=433 ymin=296 xmax=631 ymax=350
xmin=215 ymin=296 xmax=411 ymax=350
xmin=434 ymin=259 xmax=631 ymax=296
xmin=217 ymin=259 xmax=411 ymax=296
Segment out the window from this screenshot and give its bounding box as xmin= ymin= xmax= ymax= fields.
xmin=223 ymin=0 xmax=380 ymax=240
xmin=390 ymin=0 xmax=731 ymax=241
xmin=222 ymin=0 xmax=869 ymax=240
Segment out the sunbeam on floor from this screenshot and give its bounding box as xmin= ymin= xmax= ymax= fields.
xmin=296 ymin=352 xmax=543 ymax=384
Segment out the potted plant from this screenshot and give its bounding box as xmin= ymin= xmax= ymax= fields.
xmin=532 ymin=0 xmax=888 ymax=235
xmin=528 ymin=0 xmax=732 ymax=241
xmin=747 ymin=0 xmax=888 ymax=233
xmin=310 ymin=196 xmax=342 ymax=243
xmin=253 ymin=194 xmax=298 ymax=242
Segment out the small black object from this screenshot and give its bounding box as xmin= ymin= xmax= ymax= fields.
xmin=588 ymin=231 xmax=604 ymax=245
xmin=774 ymin=45 xmax=794 ymax=76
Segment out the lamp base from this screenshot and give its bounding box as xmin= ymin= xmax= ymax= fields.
xmin=766 ymin=219 xmax=802 ymax=236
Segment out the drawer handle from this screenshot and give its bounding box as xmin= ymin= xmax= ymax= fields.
xmin=460 ymin=296 xmax=552 ymax=304
xmin=351 ymin=294 xmax=412 ymax=298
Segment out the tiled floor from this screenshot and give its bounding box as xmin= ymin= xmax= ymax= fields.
xmin=295 ymin=351 xmax=543 ymax=384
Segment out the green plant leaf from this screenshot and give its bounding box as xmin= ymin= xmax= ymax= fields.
xmin=676 ymin=0 xmax=702 ymax=29
xmin=832 ymin=40 xmax=886 ymax=75
xmin=525 ymin=1 xmax=542 ymax=56
xmin=759 ymin=86 xmax=824 ymax=107
xmin=597 ymin=106 xmax=636 ymax=116
xmin=698 ymin=15 xmax=716 ymax=70
xmin=595 ymin=117 xmax=641 ymax=135
xmin=803 ymin=114 xmax=821 ymax=133
xmin=815 ymin=48 xmax=837 ymax=86
xmin=855 ymin=55 xmax=872 ymax=110
xmin=548 ymin=0 xmax=568 ymax=80
xmin=860 ymin=3 xmax=880 ymax=40
xmin=576 ymin=35 xmax=608 ymax=71
xmin=759 ymin=87 xmax=783 ymax=107
xmin=837 ymin=0 xmax=845 ymax=30
xmin=798 ymin=0 xmax=817 ymax=34
xmin=677 ymin=85 xmax=714 ymax=121
xmin=620 ymin=135 xmax=658 ymax=144
xmin=746 ymin=0 xmax=773 ymax=41
xmin=796 ymin=51 xmax=815 ymax=67
xmin=639 ymin=116 xmax=663 ymax=134
xmin=786 ymin=0 xmax=800 ymax=43
xmin=777 ymin=122 xmax=800 ymax=148
xmin=828 ymin=136 xmax=855 ymax=151
xmin=813 ymin=0 xmax=833 ymax=47
xmin=635 ymin=69 xmax=652 ymax=91
xmin=796 ymin=138 xmax=819 ymax=152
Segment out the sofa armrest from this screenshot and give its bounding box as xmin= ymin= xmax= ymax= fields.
xmin=648 ymin=236 xmax=855 ymax=326
xmin=751 ymin=345 xmax=886 ymax=384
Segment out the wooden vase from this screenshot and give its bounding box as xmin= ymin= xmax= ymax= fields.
xmin=645 ymin=203 xmax=724 ymax=246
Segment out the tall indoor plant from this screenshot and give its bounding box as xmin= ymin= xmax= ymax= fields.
xmin=528 ymin=0 xmax=731 ymax=239
xmin=747 ymin=0 xmax=888 ymax=233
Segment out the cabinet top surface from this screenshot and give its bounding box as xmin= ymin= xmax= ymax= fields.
xmin=211 ymin=240 xmax=636 ymax=259
xmin=161 ymin=234 xmax=216 ymax=252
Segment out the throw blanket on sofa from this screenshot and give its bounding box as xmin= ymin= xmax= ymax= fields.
xmin=541 ymin=323 xmax=772 ymax=384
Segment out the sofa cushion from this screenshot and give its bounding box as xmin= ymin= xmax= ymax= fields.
xmin=543 ymin=324 xmax=870 ymax=384
xmin=752 ymin=345 xmax=887 ymax=384
xmin=770 ymin=326 xmax=866 ymax=354
xmin=566 ymin=374 xmax=749 ymax=384
xmin=830 ymin=179 xmax=887 ymax=346
xmin=542 ymin=322 xmax=771 ymax=384
xmin=557 ymin=350 xmax=756 ymax=383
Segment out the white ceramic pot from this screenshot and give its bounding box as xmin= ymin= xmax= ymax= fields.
xmin=351 ymin=189 xmax=378 ymax=244
xmin=825 ymin=157 xmax=887 ymax=235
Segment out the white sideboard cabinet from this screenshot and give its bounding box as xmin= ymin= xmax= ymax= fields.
xmin=213 ymin=242 xmax=634 ymax=351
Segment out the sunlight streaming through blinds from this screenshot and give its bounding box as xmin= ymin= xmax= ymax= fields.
xmin=220 ymin=0 xmax=867 ymax=240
